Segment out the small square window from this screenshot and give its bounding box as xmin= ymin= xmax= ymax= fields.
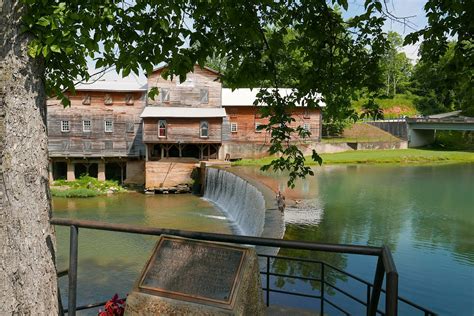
xmin=104 ymin=93 xmax=113 ymax=105
xmin=104 ymin=141 xmax=113 ymax=150
xmin=230 ymin=122 xmax=238 ymax=133
xmin=125 ymin=94 xmax=134 ymax=105
xmin=255 ymin=122 xmax=263 ymax=133
xmin=82 ymin=94 xmax=91 ymax=105
xmin=83 ymin=120 xmax=91 ymax=132
xmin=61 ymin=120 xmax=70 ymax=132
xmin=303 ymin=123 xmax=311 ymax=131
xmin=200 ymin=89 xmax=209 ymax=104
xmin=161 ymin=88 xmax=170 ymax=102
xmin=104 ymin=120 xmax=113 ymax=133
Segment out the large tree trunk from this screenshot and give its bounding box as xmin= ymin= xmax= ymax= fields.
xmin=0 ymin=1 xmax=58 ymax=314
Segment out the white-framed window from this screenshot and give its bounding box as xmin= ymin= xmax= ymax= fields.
xmin=160 ymin=88 xmax=170 ymax=102
xmin=61 ymin=120 xmax=70 ymax=132
xmin=82 ymin=94 xmax=91 ymax=105
xmin=200 ymin=89 xmax=209 ymax=104
xmin=230 ymin=122 xmax=238 ymax=133
xmin=125 ymin=93 xmax=134 ymax=105
xmin=104 ymin=93 xmax=113 ymax=105
xmin=158 ymin=120 xmax=167 ymax=137
xmin=83 ymin=120 xmax=91 ymax=132
xmin=104 ymin=120 xmax=113 ymax=133
xmin=303 ymin=123 xmax=311 ymax=131
xmin=200 ymin=121 xmax=209 ymax=138
xmin=255 ymin=122 xmax=263 ymax=133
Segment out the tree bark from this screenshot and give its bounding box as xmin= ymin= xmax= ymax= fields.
xmin=0 ymin=1 xmax=59 ymax=314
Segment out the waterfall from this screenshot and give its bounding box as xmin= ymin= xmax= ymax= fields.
xmin=203 ymin=168 xmax=266 ymax=237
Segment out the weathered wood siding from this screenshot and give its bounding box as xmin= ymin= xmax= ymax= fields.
xmin=47 ymin=91 xmax=146 ymax=157
xmin=143 ymin=117 xmax=222 ymax=143
xmin=147 ymin=65 xmax=221 ymax=108
xmin=223 ymin=106 xmax=321 ymax=143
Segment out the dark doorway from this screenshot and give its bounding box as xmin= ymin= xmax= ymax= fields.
xmin=150 ymin=144 xmax=161 ymax=161
xmin=52 ymin=162 xmax=67 ymax=180
xmin=74 ymin=163 xmax=98 ymax=179
xmin=168 ymin=145 xmax=179 ymax=157
xmin=182 ymin=144 xmax=200 ymax=159
xmin=105 ymin=163 xmax=126 ymax=183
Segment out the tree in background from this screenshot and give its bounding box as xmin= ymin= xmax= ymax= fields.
xmin=405 ymin=0 xmax=473 ymax=116
xmin=410 ymin=43 xmax=473 ymax=116
xmin=380 ymin=32 xmax=412 ymax=97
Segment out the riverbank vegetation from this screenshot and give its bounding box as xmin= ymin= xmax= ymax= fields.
xmin=233 ymin=149 xmax=474 ymax=167
xmin=51 ymin=176 xmax=126 ymax=198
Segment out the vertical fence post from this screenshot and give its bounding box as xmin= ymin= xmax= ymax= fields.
xmin=266 ymin=256 xmax=270 ymax=307
xmin=366 ymin=284 xmax=371 ymax=316
xmin=386 ymin=271 xmax=398 ymax=316
xmin=368 ymin=256 xmax=384 ymax=316
xmin=320 ymin=263 xmax=325 ymax=315
xmin=68 ymin=225 xmax=79 ymax=316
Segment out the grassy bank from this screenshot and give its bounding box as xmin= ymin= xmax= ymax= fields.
xmin=51 ymin=176 xmax=126 ymax=198
xmin=233 ymin=149 xmax=474 ymax=166
xmin=352 ymin=93 xmax=418 ymax=118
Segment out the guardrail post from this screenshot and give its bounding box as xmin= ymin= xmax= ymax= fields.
xmin=320 ymin=263 xmax=325 ymax=315
xmin=368 ymin=256 xmax=384 ymax=316
xmin=266 ymin=256 xmax=270 ymax=306
xmin=386 ymin=270 xmax=398 ymax=316
xmin=68 ymin=225 xmax=79 ymax=316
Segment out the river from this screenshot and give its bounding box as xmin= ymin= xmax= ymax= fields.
xmin=54 ymin=163 xmax=474 ymax=315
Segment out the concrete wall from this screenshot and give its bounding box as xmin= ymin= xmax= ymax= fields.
xmin=408 ymin=128 xmax=436 ymax=147
xmin=125 ymin=160 xmax=145 ymax=185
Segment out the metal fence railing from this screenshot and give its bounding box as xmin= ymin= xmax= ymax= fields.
xmin=50 ymin=218 xmax=436 ymax=316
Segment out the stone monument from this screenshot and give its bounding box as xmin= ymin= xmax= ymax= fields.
xmin=125 ymin=235 xmax=265 ymax=315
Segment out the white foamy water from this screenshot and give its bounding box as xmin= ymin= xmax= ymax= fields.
xmin=284 ymin=199 xmax=324 ymax=225
xmin=203 ymin=168 xmax=266 ymax=236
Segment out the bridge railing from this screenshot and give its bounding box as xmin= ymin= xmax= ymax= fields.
xmin=51 ymin=217 xmax=436 ymax=316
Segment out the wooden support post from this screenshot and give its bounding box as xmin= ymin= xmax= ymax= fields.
xmin=207 ymin=144 xmax=210 ymax=160
xmin=145 ymin=143 xmax=149 ymax=161
xmin=161 ymin=145 xmax=164 ymax=159
xmin=98 ymin=161 xmax=105 ymax=181
xmin=178 ymin=143 xmax=182 ymax=157
xmin=49 ymin=160 xmax=54 ymax=182
xmin=66 ymin=161 xmax=75 ymax=181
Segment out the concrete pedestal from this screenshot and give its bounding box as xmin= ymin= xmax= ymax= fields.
xmin=125 ymin=236 xmax=265 ymax=316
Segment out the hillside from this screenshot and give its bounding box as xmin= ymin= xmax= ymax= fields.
xmin=352 ymin=93 xmax=418 ymax=119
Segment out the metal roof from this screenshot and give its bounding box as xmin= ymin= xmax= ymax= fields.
xmin=427 ymin=110 xmax=462 ymax=119
xmin=141 ymin=107 xmax=227 ymax=118
xmin=221 ymin=88 xmax=326 ymax=107
xmin=75 ymin=79 xmax=147 ymax=92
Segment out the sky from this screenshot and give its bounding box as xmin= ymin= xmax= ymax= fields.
xmin=92 ymin=0 xmax=428 ymax=82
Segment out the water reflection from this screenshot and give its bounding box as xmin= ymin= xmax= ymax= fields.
xmin=233 ymin=164 xmax=474 ymax=315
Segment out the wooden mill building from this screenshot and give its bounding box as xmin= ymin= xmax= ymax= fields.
xmin=47 ymin=78 xmax=147 ymax=184
xmin=47 ymin=65 xmax=323 ymax=189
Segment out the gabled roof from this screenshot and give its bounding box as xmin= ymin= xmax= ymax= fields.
xmin=75 ymin=79 xmax=147 ymax=92
xmin=141 ymin=107 xmax=227 ymax=118
xmin=151 ymin=64 xmax=220 ymax=75
xmin=427 ymin=110 xmax=462 ymax=119
xmin=221 ymin=88 xmax=326 ymax=107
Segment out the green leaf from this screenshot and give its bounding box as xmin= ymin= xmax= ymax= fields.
xmin=36 ymin=16 xmax=50 ymax=27
xmin=50 ymin=45 xmax=61 ymax=53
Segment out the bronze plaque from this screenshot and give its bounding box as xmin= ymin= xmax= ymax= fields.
xmin=139 ymin=236 xmax=246 ymax=308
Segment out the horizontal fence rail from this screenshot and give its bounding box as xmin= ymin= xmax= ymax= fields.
xmin=50 ymin=217 xmax=436 ymax=316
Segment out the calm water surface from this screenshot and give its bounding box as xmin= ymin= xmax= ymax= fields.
xmin=54 ymin=164 xmax=474 ymax=315
xmin=234 ymin=163 xmax=474 ymax=315
xmin=53 ymin=194 xmax=232 ymax=314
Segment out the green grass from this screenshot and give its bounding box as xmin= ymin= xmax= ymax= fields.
xmin=233 ymin=149 xmax=474 ymax=166
xmin=352 ymin=93 xmax=418 ymax=118
xmin=51 ymin=188 xmax=100 ymax=198
xmin=51 ymin=175 xmax=126 ymax=198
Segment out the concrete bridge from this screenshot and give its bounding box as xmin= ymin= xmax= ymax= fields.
xmin=407 ymin=111 xmax=474 ymax=147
